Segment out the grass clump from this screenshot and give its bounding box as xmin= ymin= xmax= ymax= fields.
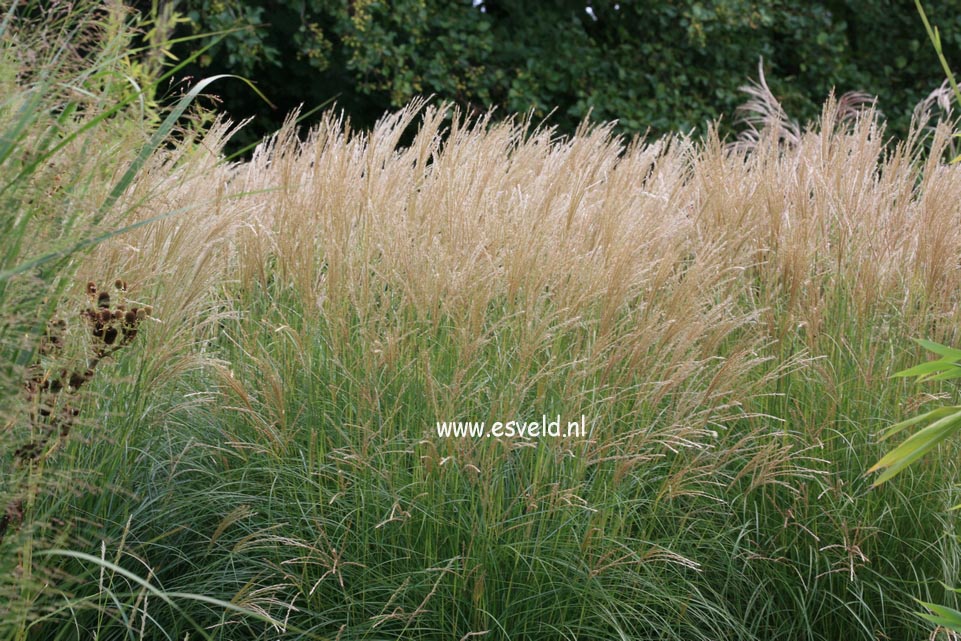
xmin=29 ymin=95 xmax=960 ymax=640
xmin=5 ymin=4 xmax=961 ymax=640
xmin=0 ymin=2 xmax=266 ymax=639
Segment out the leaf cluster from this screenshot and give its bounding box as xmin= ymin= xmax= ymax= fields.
xmin=165 ymin=0 xmax=961 ymax=152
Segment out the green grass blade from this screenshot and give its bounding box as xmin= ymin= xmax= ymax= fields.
xmin=0 ymin=30 xmax=235 ymax=202
xmin=35 ymin=549 xmax=290 ymax=638
xmin=97 ymin=73 xmax=269 ymax=218
xmin=915 ymin=0 xmax=961 ymax=111
xmin=0 ymin=0 xmax=17 ymax=39
xmin=925 ymin=367 xmax=961 ymax=381
xmin=878 ymin=405 xmax=961 ymax=441
xmin=913 ymin=338 xmax=961 ymax=360
xmin=869 ymin=409 xmax=961 ymax=485
xmin=0 ymin=205 xmax=191 ymax=282
xmin=917 ymin=600 xmax=961 ymax=632
xmin=892 ymin=358 xmax=958 ymax=379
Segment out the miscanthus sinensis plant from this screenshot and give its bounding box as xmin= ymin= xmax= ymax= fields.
xmin=37 ymin=89 xmax=961 ymax=639
xmin=864 ymin=1 xmax=961 ymax=637
xmin=6 ymin=5 xmax=961 ymax=639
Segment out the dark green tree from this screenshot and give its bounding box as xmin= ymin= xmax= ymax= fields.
xmin=158 ymin=0 xmax=960 ymax=152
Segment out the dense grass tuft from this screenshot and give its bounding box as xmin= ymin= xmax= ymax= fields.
xmin=5 ymin=5 xmax=961 ymax=640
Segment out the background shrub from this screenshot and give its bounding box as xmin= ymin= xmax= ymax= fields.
xmin=152 ymin=0 xmax=961 ymax=152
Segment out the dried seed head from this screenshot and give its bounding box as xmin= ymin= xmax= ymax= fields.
xmin=115 ymin=279 xmax=126 ymax=291
xmin=124 ymin=310 xmax=137 ymax=326
xmin=86 ymin=281 xmax=97 ymax=296
xmin=144 ymin=306 xmax=153 ymax=316
xmin=103 ymin=326 xmax=118 ymax=345
xmin=97 ymin=291 xmax=110 ymax=308
xmin=68 ymin=371 xmax=86 ymax=389
xmin=99 ymin=309 xmax=113 ymax=323
xmin=135 ymin=308 xmax=146 ymax=320
xmin=39 ymin=332 xmax=62 ymax=355
xmin=15 ymin=443 xmax=41 ymax=460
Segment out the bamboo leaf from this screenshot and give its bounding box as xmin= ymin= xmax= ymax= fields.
xmin=917 ymin=600 xmax=961 ymax=632
xmin=914 ymin=338 xmax=961 ymax=361
xmin=893 ymin=359 xmax=957 ymax=379
xmin=878 ymin=405 xmax=961 ymax=441
xmin=925 ymin=367 xmax=961 ymax=382
xmin=869 ymin=410 xmax=961 ymax=485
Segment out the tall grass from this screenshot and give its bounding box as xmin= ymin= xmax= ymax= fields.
xmin=5 ymin=4 xmax=961 ymax=639
xmin=15 ymin=90 xmax=952 ymax=640
xmin=0 ymin=2 xmax=268 ymax=639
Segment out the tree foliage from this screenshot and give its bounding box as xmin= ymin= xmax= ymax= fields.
xmin=158 ymin=0 xmax=961 ymax=149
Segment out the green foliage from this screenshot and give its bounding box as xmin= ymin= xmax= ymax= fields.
xmin=918 ymin=598 xmax=961 ymax=633
xmin=50 ymin=274 xmax=960 ymax=640
xmin=868 ymin=3 xmax=961 ymax=634
xmin=915 ymin=0 xmax=961 ymax=163
xmin=0 ymin=3 xmax=265 ymax=638
xmin=169 ymin=0 xmax=960 ymax=151
xmin=871 ymin=341 xmax=961 ymax=633
xmin=6 ymin=1 xmax=961 ymax=638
